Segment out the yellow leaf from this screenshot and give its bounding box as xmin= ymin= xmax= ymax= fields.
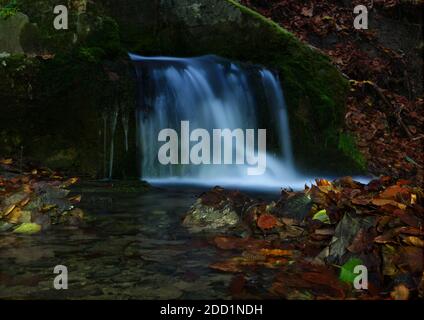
xmin=2 ymin=204 xmax=16 ymax=217
xmin=403 ymin=236 xmax=424 ymax=248
xmin=13 ymin=223 xmax=41 ymax=234
xmin=0 ymin=158 xmax=13 ymax=165
xmin=411 ymin=194 xmax=417 ymax=205
xmin=40 ymin=204 xmax=57 ymax=212
xmin=68 ymin=194 xmax=82 ymax=203
xmin=62 ymin=177 xmax=79 ymax=188
xmin=7 ymin=207 xmax=22 ymax=224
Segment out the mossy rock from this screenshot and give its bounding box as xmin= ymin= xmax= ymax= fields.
xmin=99 ymin=0 xmax=362 ymax=174
xmin=0 ymin=0 xmax=365 ymax=176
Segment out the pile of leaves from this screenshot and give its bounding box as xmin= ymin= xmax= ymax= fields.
xmin=187 ymin=178 xmax=423 ymax=299
xmin=241 ymin=0 xmax=423 ymax=181
xmin=0 ymin=158 xmax=84 ymax=234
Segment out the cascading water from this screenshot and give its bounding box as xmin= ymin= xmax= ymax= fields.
xmin=130 ymin=53 xmax=305 ymax=189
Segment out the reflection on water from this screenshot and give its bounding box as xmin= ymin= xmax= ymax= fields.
xmin=0 ymin=188 xmax=243 ymax=300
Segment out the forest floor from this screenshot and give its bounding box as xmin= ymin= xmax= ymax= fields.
xmin=241 ymin=0 xmax=423 ymax=183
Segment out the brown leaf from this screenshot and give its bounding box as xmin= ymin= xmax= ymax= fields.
xmin=402 ymin=236 xmax=424 ymax=248
xmin=68 ymin=194 xmax=82 ymax=203
xmin=209 ymin=260 xmax=243 ymax=273
xmin=2 ymin=204 xmax=16 ymax=217
xmin=7 ymin=207 xmax=22 ymax=224
xmin=372 ymin=198 xmax=406 ymax=210
xmin=390 ymin=284 xmax=410 ymax=300
xmin=301 ymin=6 xmax=314 ymax=17
xmin=379 ymin=185 xmax=410 ymax=200
xmin=400 ymin=246 xmax=423 ymax=273
xmin=213 ymin=236 xmax=268 ymax=251
xmin=18 ymin=197 xmax=30 ymax=208
xmin=257 ymin=214 xmax=278 ymax=230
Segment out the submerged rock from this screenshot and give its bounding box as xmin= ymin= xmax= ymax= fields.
xmin=183 ymin=187 xmax=251 ymax=234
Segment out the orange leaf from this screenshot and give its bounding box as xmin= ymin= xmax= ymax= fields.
xmin=390 ymin=284 xmax=410 ymax=300
xmin=379 ymin=185 xmax=409 ymax=200
xmin=259 ymin=249 xmax=292 ymax=257
xmin=257 ymin=214 xmax=278 ymax=230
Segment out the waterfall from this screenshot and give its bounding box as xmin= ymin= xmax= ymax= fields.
xmin=108 ymin=105 xmax=119 ymax=180
xmin=130 ymin=53 xmax=303 ymax=189
xmin=122 ymin=111 xmax=129 ymax=153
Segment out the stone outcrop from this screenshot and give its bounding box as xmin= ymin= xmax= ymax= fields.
xmin=0 ymin=0 xmax=360 ymax=176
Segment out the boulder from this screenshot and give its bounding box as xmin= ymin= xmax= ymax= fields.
xmin=0 ymin=12 xmax=29 ymax=54
xmin=183 ymin=187 xmax=251 ymax=234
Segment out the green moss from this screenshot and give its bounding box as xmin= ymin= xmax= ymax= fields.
xmin=338 ymin=132 xmax=367 ymax=171
xmin=85 ymin=16 xmax=123 ymax=58
xmin=0 ymin=0 xmax=19 ymax=19
xmin=77 ymin=46 xmax=106 ymax=62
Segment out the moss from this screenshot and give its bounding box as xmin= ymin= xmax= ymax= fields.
xmin=0 ymin=0 xmax=19 ymax=19
xmin=1 ymin=0 xmax=364 ymax=176
xmin=77 ymin=46 xmax=106 ymax=63
xmin=85 ymin=16 xmax=123 ymax=58
xmin=109 ymin=0 xmax=355 ymax=172
xmin=338 ymin=132 xmax=367 ymax=171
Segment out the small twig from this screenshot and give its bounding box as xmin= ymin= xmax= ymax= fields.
xmin=365 ymin=82 xmax=414 ymax=138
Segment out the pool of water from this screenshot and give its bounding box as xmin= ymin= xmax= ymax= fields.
xmin=1 ymin=186 xmax=262 ymax=300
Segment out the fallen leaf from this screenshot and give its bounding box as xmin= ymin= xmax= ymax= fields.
xmin=2 ymin=204 xmax=16 ymax=217
xmin=402 ymin=236 xmax=424 ymax=248
xmin=62 ymin=177 xmax=79 ymax=188
xmin=379 ymin=185 xmax=410 ymax=200
xmin=257 ymin=214 xmax=278 ymax=230
xmin=259 ymin=249 xmax=292 ymax=257
xmin=13 ymin=223 xmax=41 ymax=234
xmin=68 ymin=194 xmax=82 ymax=203
xmin=40 ymin=204 xmax=57 ymax=212
xmin=7 ymin=207 xmax=22 ymax=224
xmin=0 ymin=158 xmax=13 ymax=165
xmin=312 ymin=209 xmax=331 ymax=224
xmin=372 ymin=198 xmax=406 ymax=210
xmin=390 ymin=284 xmax=409 ymax=300
xmin=339 ymin=258 xmax=363 ymax=284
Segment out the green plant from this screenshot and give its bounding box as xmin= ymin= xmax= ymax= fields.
xmin=0 ymin=0 xmax=19 ymax=19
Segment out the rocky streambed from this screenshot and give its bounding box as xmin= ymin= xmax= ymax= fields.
xmin=1 ymin=160 xmax=423 ymax=300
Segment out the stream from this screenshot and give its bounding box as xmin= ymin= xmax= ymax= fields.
xmin=0 ymin=186 xmax=277 ymax=300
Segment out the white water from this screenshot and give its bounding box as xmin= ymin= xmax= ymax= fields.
xmin=130 ymin=53 xmax=325 ymax=189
